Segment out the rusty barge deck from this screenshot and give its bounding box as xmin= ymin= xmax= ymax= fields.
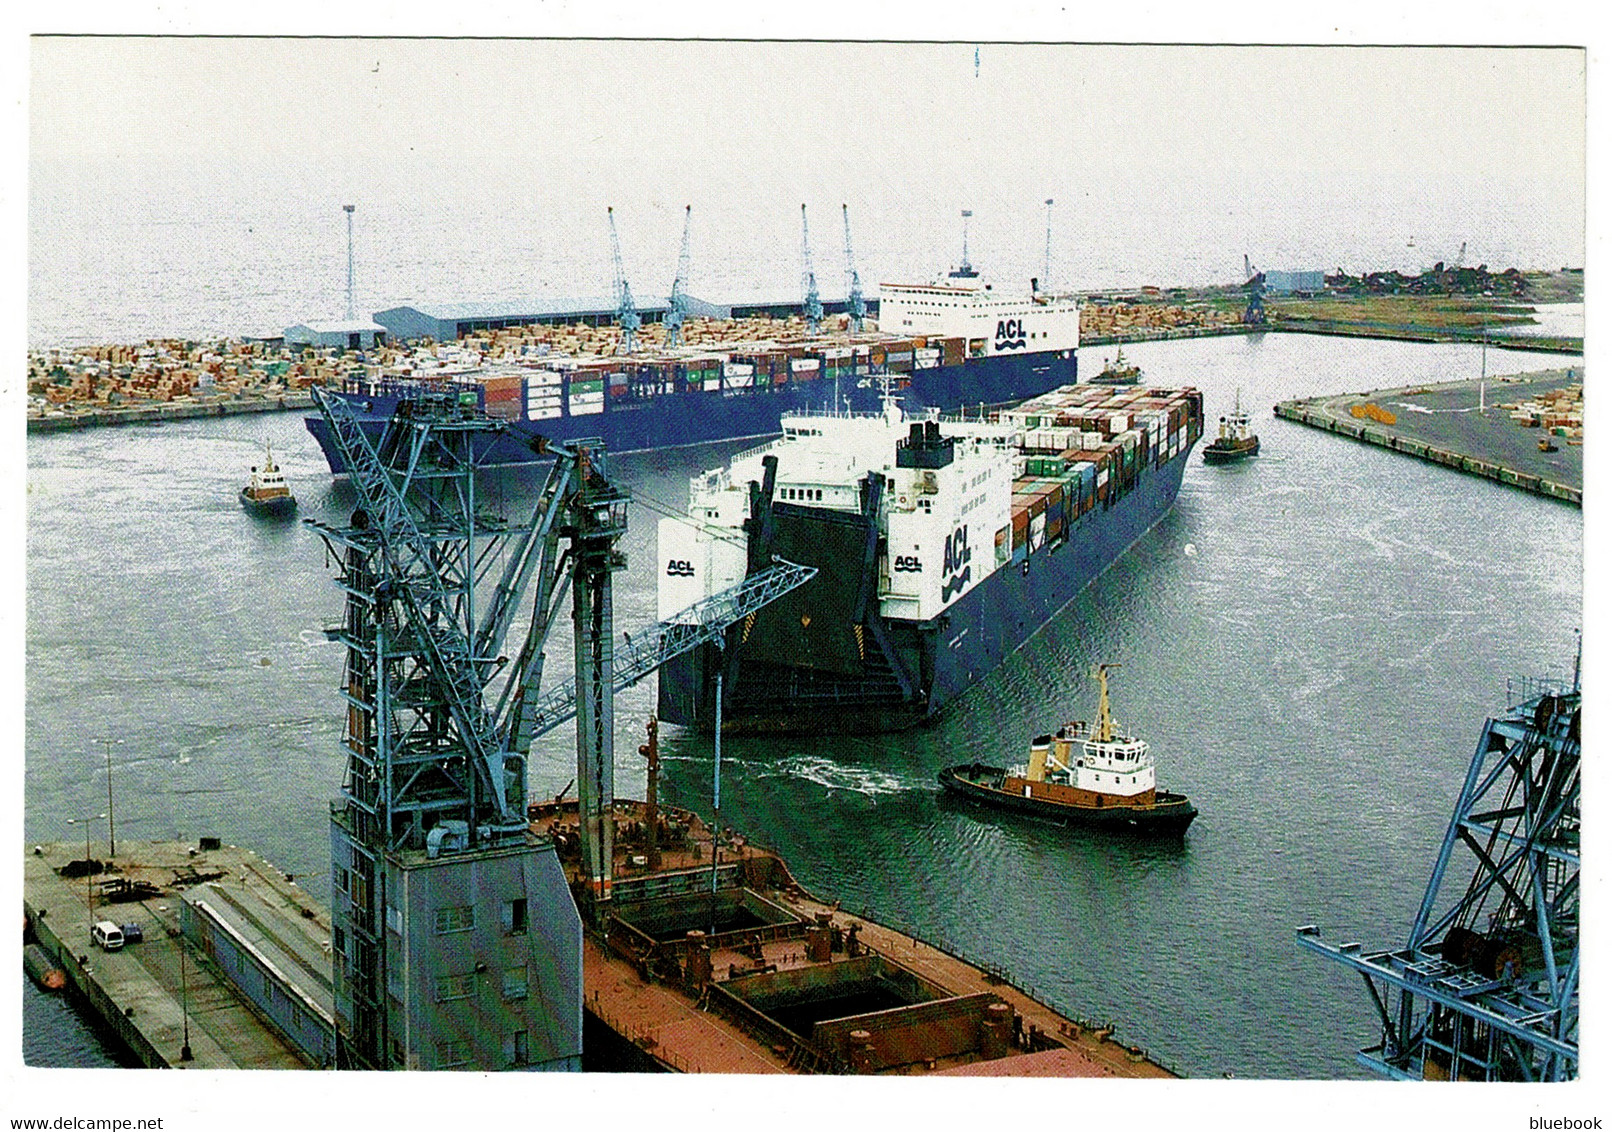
xmin=533 ymin=798 xmax=1174 ymax=1077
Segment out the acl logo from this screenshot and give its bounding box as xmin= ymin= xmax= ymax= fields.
xmin=941 ymin=524 xmax=972 ymax=600
xmin=893 ymin=555 xmax=923 ymax=573
xmin=995 ymin=318 xmax=1027 ymax=351
xmin=665 ymin=559 xmax=695 ymax=578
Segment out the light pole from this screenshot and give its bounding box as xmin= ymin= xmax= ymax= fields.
xmin=179 ymin=941 xmax=193 ymax=1061
xmin=100 ymin=737 xmax=123 ymax=860
xmin=65 ymin=813 xmax=107 ymax=941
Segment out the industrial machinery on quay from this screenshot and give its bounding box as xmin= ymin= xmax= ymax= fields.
xmin=1298 ymin=668 xmax=1580 ymax=1082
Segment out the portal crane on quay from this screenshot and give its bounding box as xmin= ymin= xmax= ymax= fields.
xmin=800 ymin=203 xmax=823 ymax=335
xmin=665 ymin=205 xmax=693 ymax=348
xmin=1241 ymin=254 xmax=1267 ymax=326
xmin=608 ymin=206 xmax=641 ymax=354
xmin=1298 ymin=658 xmax=1580 ymax=1082
xmin=306 ymin=388 xmax=814 ymax=1070
xmin=842 ymin=204 xmax=865 ymax=332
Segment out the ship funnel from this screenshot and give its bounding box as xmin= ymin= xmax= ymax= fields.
xmin=1027 ymin=735 xmax=1052 ymax=782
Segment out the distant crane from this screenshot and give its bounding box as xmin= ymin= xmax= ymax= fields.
xmin=841 ymin=204 xmax=865 ymax=332
xmin=666 ymin=205 xmax=692 ymax=349
xmin=342 ymin=204 xmax=356 ymax=321
xmin=1453 ymin=241 xmax=1466 ymax=270
xmin=800 ymin=204 xmax=823 ymax=335
xmin=1242 ymin=254 xmax=1267 ymax=326
xmin=608 ymin=206 xmax=641 ymax=354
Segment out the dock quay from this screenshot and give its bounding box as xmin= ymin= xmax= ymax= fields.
xmin=1274 ymin=367 xmax=1582 ymax=506
xmin=27 ymin=392 xmax=314 ymax=433
xmin=23 ymin=839 xmax=333 ymax=1069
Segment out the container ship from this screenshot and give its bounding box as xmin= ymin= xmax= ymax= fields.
xmin=304 ymin=277 xmax=1082 ymax=471
xmin=655 ymin=381 xmax=1204 ymax=733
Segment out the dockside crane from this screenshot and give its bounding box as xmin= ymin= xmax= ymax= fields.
xmin=308 ymin=388 xmax=816 ymax=1068
xmin=1242 ymin=254 xmax=1267 ymax=326
xmin=608 ymin=206 xmax=641 ymax=354
xmin=800 ymin=204 xmax=823 ymax=335
xmin=841 ymin=204 xmax=865 ymax=332
xmin=666 ymin=205 xmax=692 ymax=348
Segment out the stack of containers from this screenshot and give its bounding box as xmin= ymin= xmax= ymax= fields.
xmin=481 ymin=373 xmax=524 ymax=421
xmin=527 ymin=369 xmax=563 ymax=420
xmin=567 ymin=363 xmax=607 ymax=416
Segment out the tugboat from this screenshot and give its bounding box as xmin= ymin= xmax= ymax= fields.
xmin=1091 ymin=346 xmax=1141 ymax=386
xmin=1203 ymin=390 xmax=1260 ymax=463
xmin=939 ymin=664 xmax=1197 ymax=836
xmin=239 ymin=442 xmax=297 ymax=517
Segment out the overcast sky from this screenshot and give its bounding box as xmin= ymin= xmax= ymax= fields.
xmin=32 ymin=39 xmax=1585 ymax=188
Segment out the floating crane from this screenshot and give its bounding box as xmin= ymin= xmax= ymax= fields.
xmin=1242 ymin=254 xmax=1267 ymax=326
xmin=608 ymin=206 xmax=641 ymax=354
xmin=666 ymin=205 xmax=692 ymax=348
xmin=841 ymin=204 xmax=865 ymax=332
xmin=800 ymin=204 xmax=823 ymax=335
xmin=308 ymin=388 xmax=815 ymax=1068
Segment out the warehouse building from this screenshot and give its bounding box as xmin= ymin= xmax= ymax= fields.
xmin=283 ymin=320 xmax=388 ymax=350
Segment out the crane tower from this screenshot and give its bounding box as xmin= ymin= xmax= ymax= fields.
xmin=608 ymin=207 xmax=641 ymax=354
xmin=666 ymin=205 xmax=692 ymax=348
xmin=800 ymin=204 xmax=823 ymax=335
xmin=841 ymin=204 xmax=865 ymax=332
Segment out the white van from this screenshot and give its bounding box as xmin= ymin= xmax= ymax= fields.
xmin=91 ymin=921 xmax=125 ymax=951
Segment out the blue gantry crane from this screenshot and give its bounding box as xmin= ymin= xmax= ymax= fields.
xmin=307 ymin=387 xmax=814 ymax=1070
xmin=608 ymin=206 xmax=641 ymax=354
xmin=665 ymin=205 xmax=693 ymax=349
xmin=800 ymin=204 xmax=823 ymax=335
xmin=841 ymin=204 xmax=865 ymax=333
xmin=1298 ymin=665 xmax=1580 ymax=1081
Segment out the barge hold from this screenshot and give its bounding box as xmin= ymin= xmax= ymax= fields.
xmin=304 ymin=274 xmax=1083 ymax=471
xmin=658 ymin=380 xmax=1204 ymax=734
xmin=1298 ymin=671 xmax=1580 ymax=1081
xmin=536 ymin=726 xmax=1174 ymax=1076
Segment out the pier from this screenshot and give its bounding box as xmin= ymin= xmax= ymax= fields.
xmin=23 ymin=839 xmax=331 ymax=1069
xmin=1275 ymin=368 xmax=1582 ymax=506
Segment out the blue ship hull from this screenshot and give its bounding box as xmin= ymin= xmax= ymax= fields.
xmin=303 ymin=349 xmax=1077 ymax=471
xmin=657 ymin=439 xmax=1196 ymax=735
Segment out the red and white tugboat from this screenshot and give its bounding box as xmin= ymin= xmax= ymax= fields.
xmin=939 ymin=663 xmax=1197 ymax=836
xmin=239 ymin=441 xmax=298 ymax=517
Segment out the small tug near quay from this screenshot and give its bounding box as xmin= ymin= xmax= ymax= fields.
xmin=239 ymin=441 xmax=297 ymax=516
xmin=1203 ymin=390 xmax=1260 ymax=464
xmin=940 ymin=664 xmax=1197 ymax=836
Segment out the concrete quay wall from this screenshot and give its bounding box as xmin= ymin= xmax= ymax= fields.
xmin=1275 ymin=370 xmax=1582 ymax=507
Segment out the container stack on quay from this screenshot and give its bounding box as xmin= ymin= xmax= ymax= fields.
xmin=1079 ymin=299 xmax=1243 ymax=341
xmin=1503 ymin=381 xmax=1583 ymax=444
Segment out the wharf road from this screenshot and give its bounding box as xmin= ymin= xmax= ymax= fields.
xmin=1275 ymin=367 xmax=1582 ymax=505
xmin=23 ymin=840 xmax=324 ymax=1068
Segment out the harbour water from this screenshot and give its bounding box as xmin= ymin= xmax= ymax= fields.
xmin=23 ymin=328 xmax=1581 ymax=1077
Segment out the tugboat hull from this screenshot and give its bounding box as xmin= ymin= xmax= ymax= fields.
xmin=939 ymin=763 xmax=1197 ymax=836
xmin=239 ymin=489 xmax=297 ymax=517
xmin=1202 ymin=438 xmax=1259 ymax=464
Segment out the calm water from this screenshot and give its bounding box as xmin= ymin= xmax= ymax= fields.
xmin=24 ymin=331 xmax=1581 ymax=1077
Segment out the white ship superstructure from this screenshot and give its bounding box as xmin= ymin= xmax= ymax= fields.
xmin=659 ymin=401 xmax=1019 ymax=625
xmin=878 ymin=279 xmax=1081 ymax=358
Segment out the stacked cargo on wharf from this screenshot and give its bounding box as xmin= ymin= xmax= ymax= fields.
xmin=657 ymin=381 xmax=1204 ymax=734
xmin=305 ymin=277 xmax=1084 ymax=469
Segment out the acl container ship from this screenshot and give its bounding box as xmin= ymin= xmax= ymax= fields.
xmin=656 ymin=381 xmax=1205 ymax=734
xmin=304 ymin=278 xmax=1082 ymax=471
